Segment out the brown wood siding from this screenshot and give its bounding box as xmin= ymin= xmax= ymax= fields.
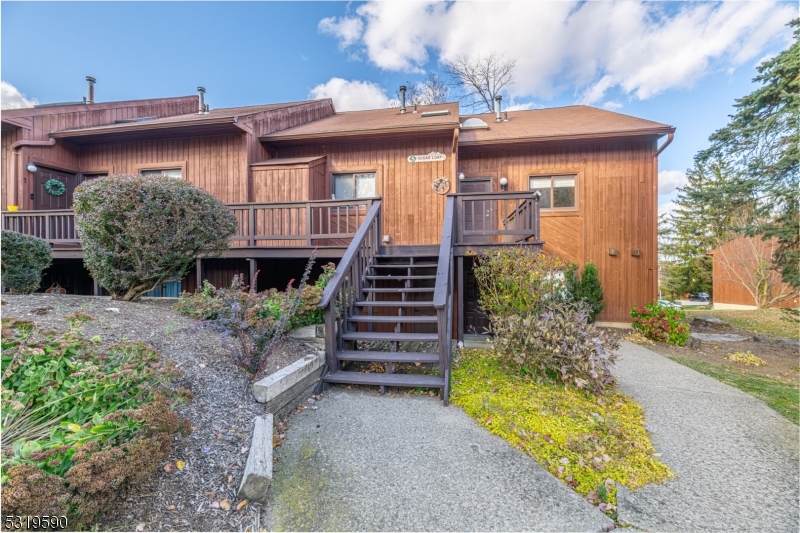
xmin=711 ymin=237 xmax=799 ymax=308
xmin=274 ymin=134 xmax=456 ymax=246
xmin=458 ymin=140 xmax=658 ymax=323
xmin=2 ymin=129 xmax=22 ymax=207
xmin=78 ymin=134 xmax=248 ymax=203
xmin=247 ymin=101 xmax=335 ymax=164
xmin=3 ymin=98 xmax=199 ymax=210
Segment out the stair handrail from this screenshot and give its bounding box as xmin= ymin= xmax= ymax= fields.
xmin=434 ymin=195 xmax=455 ymax=404
xmin=318 ymin=199 xmax=381 ymax=309
xmin=318 ymin=199 xmax=382 ymax=373
xmin=433 ymin=196 xmax=455 ymax=308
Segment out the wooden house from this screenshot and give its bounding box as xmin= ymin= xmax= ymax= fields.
xmin=2 ymin=82 xmax=675 ymax=401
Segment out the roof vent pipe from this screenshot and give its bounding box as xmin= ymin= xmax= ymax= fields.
xmin=86 ymin=76 xmax=96 ymax=104
xmin=494 ymin=95 xmax=502 ymax=122
xmin=399 ymin=85 xmax=407 ymax=114
xmin=504 ymin=111 xmax=508 ymax=122
xmin=197 ymin=86 xmax=206 ymax=114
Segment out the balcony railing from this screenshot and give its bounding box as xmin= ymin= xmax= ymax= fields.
xmin=453 ymin=191 xmax=541 ymax=246
xmin=1 ymin=197 xmax=379 ymax=249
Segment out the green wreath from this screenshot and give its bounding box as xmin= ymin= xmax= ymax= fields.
xmin=44 ymin=179 xmax=66 ymax=196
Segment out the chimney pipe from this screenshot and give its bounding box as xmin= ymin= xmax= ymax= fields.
xmin=399 ymin=85 xmax=407 ymax=114
xmin=197 ymin=86 xmax=206 ymax=114
xmin=494 ymin=95 xmax=502 ymax=122
xmin=86 ymin=76 xmax=96 ymax=104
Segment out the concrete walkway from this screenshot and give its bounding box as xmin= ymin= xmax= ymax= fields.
xmin=264 ymin=390 xmax=612 ymax=532
xmin=614 ymin=341 xmax=799 ymax=532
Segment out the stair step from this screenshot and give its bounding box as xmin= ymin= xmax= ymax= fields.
xmin=341 ymin=331 xmax=439 ymax=342
xmin=348 ymin=315 xmax=437 ymax=323
xmin=323 ymin=370 xmax=444 ymax=388
xmin=355 ymin=301 xmax=436 ymax=308
xmin=363 ymin=287 xmax=434 ymax=293
xmin=366 ymin=275 xmax=436 ymax=280
xmin=337 ymin=350 xmax=440 ymax=363
xmin=370 ymin=263 xmax=438 ymax=269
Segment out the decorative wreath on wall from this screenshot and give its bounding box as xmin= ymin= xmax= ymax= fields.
xmin=44 ymin=179 xmax=66 ymax=196
xmin=431 ymin=177 xmax=450 ymax=195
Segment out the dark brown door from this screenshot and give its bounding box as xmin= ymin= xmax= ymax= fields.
xmin=464 ymin=256 xmax=490 ymax=334
xmin=458 ymin=178 xmax=494 ymax=244
xmin=33 ymin=167 xmax=84 ymax=210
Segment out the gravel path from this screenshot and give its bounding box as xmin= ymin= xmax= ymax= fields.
xmin=264 ymin=388 xmax=612 ymax=532
xmin=613 ymin=340 xmax=799 ymax=532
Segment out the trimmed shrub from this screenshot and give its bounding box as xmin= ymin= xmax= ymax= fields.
xmin=473 ymin=247 xmax=566 ymax=319
xmin=491 ymin=301 xmax=620 ymax=393
xmin=564 ymin=262 xmax=606 ymax=322
xmin=73 ymin=175 xmax=237 ymax=301
xmin=630 ymin=302 xmax=690 ymax=345
xmin=1 ymin=231 xmax=52 ymax=294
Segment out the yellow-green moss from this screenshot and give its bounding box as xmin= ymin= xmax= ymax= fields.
xmin=451 ymin=349 xmax=674 ymax=504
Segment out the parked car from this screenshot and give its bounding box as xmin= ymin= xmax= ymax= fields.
xmin=689 ymin=292 xmax=711 ymax=302
xmin=657 ymin=299 xmax=684 ymax=309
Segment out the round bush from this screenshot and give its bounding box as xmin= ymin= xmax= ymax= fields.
xmin=73 ymin=175 xmax=237 ymax=301
xmin=1 ymin=231 xmax=52 ymax=294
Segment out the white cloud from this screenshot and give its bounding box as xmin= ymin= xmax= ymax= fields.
xmin=658 ymin=201 xmax=678 ymax=219
xmin=308 ymin=77 xmax=391 ymax=112
xmin=603 ymin=101 xmax=623 ymax=111
xmin=318 ymin=16 xmax=364 ymax=50
xmin=1 ymin=81 xmax=38 ymax=109
xmin=505 ymin=102 xmax=536 ymax=112
xmin=321 ymin=1 xmax=794 ymax=103
xmin=658 ymin=170 xmax=688 ymax=196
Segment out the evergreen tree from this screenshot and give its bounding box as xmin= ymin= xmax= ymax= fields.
xmin=564 ymin=262 xmax=605 ymax=323
xmin=695 ymin=18 xmax=799 ymax=288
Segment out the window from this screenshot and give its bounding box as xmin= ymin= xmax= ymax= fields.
xmin=141 ymin=168 xmax=182 ymax=179
xmin=333 ymin=173 xmax=376 ymax=199
xmin=529 ymin=175 xmax=576 ymax=209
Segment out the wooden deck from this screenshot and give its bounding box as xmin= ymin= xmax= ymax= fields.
xmin=1 ymin=197 xmax=378 ymax=259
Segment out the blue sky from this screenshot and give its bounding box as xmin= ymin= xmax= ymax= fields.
xmin=2 ymin=1 xmax=796 ymax=215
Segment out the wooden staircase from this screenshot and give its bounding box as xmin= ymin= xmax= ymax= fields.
xmin=323 ymin=252 xmax=447 ymax=394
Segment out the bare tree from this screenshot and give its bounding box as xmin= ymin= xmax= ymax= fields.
xmin=443 ymin=52 xmax=517 ymax=112
xmin=392 ymin=72 xmax=451 ymax=107
xmin=714 ymin=235 xmax=798 ymax=308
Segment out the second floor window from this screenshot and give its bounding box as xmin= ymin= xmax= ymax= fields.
xmin=529 ymin=175 xmax=576 ymax=209
xmin=333 ymin=173 xmax=376 ymax=199
xmin=141 ymin=168 xmax=182 ymax=179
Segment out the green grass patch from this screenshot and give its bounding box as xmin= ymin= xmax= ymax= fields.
xmin=671 ymin=357 xmax=799 ymax=425
xmin=684 ymin=308 xmax=799 ymax=341
xmin=451 ymin=349 xmax=674 ymax=505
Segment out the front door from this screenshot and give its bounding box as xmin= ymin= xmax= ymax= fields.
xmin=33 ymin=167 xmax=84 ymax=210
xmin=458 ymin=178 xmax=494 ymax=244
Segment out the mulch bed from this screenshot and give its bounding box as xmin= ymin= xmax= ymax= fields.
xmin=614 ymin=318 xmax=799 ymax=383
xmin=1 ymin=294 xmax=317 ymax=532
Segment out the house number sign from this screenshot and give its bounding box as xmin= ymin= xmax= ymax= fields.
xmin=407 ymin=151 xmax=446 ymax=163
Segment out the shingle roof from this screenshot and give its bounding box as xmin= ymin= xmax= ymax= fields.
xmin=262 ymin=102 xmax=460 ymax=141
xmin=250 ymin=156 xmax=326 ymax=166
xmin=458 ymin=105 xmax=674 ymax=145
xmin=49 ymin=100 xmax=321 ymax=137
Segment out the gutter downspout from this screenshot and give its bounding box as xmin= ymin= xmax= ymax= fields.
xmin=655 ymin=132 xmax=674 ymax=158
xmin=10 ymin=138 xmax=56 ymax=209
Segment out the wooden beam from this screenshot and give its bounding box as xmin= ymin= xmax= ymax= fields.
xmin=457 ymin=256 xmax=464 ymax=344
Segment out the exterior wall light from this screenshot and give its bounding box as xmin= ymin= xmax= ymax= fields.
xmin=382 ymin=235 xmax=391 ymax=244
xmin=26 ymin=163 xmax=38 ymax=173
xmin=500 ymin=177 xmax=508 ymax=191
xmin=458 ymin=172 xmax=465 ymax=180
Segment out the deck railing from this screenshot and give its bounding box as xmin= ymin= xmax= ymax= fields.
xmin=453 ymin=191 xmax=541 ymax=246
xmin=318 ymin=200 xmax=383 ymax=374
xmin=1 ymin=197 xmax=378 ymax=249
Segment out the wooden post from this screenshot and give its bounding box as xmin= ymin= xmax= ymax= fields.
xmin=457 ymin=256 xmax=464 ymax=344
xmin=195 ymin=259 xmax=203 ymax=290
xmin=93 ymin=280 xmax=101 ymax=297
xmin=249 ymin=258 xmax=257 ymax=289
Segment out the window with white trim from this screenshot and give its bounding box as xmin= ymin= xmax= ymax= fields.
xmin=333 ymin=173 xmax=376 ymax=199
xmin=529 ymin=175 xmax=576 ymax=209
xmin=141 ymin=168 xmax=182 ymax=179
